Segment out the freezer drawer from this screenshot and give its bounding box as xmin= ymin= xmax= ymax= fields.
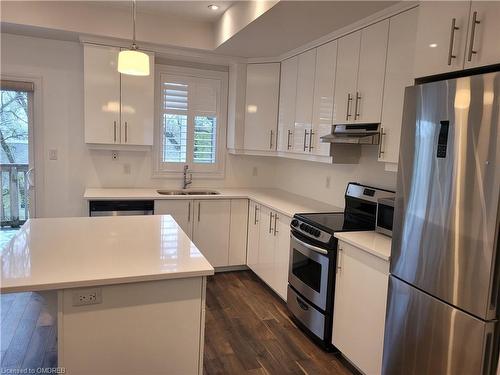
xmin=383 ymin=276 xmax=498 ymax=375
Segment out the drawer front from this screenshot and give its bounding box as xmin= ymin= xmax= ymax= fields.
xmin=287 ymin=286 xmax=326 ymax=340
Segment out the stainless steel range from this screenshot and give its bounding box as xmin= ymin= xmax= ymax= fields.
xmin=287 ymin=182 xmax=394 ymax=349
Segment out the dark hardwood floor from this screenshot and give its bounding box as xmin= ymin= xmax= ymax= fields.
xmin=204 ymin=271 xmax=351 ymax=375
xmin=1 ymin=271 xmax=352 ymax=375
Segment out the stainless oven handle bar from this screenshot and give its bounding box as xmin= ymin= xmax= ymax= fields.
xmin=290 ymin=233 xmax=328 ymax=255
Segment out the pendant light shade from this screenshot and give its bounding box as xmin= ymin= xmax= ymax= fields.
xmin=118 ymin=49 xmax=150 ymax=76
xmin=118 ymin=0 xmax=150 ymax=76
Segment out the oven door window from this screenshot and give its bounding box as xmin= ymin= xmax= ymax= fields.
xmin=291 ymin=249 xmax=322 ymax=293
xmin=377 ymin=205 xmax=394 ymax=231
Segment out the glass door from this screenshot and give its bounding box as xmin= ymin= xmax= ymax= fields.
xmin=0 ymin=80 xmax=35 ymax=242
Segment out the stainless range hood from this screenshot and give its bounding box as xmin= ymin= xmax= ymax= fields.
xmin=320 ymin=123 xmax=380 ymax=164
xmin=320 ymin=123 xmax=381 ymax=144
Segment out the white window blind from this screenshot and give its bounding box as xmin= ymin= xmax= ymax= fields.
xmin=157 ymin=70 xmax=224 ymax=176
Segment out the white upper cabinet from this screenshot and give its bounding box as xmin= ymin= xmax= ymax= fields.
xmin=379 ymin=9 xmax=418 ymax=165
xmin=356 ymin=20 xmax=389 ymax=124
xmin=120 ymin=51 xmax=155 ymax=146
xmin=333 ymin=31 xmax=361 ymax=124
xmin=277 ymin=56 xmax=298 ymax=152
xmin=414 ymin=1 xmax=471 ymax=78
xmin=464 ymin=1 xmax=500 ymax=69
xmin=84 ymin=44 xmax=121 ymax=144
xmin=311 ymin=41 xmax=337 ymax=156
xmin=244 ymin=63 xmax=281 ymax=152
xmin=293 ymin=49 xmax=317 ymax=153
xmin=84 ymin=44 xmax=154 ymax=146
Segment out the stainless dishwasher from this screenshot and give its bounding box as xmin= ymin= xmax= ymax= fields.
xmin=89 ymin=200 xmax=154 ymax=217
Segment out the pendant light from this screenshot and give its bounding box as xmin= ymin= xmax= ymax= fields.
xmin=118 ymin=0 xmax=150 ymax=76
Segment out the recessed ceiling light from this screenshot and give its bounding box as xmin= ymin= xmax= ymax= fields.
xmin=208 ymin=4 xmax=219 ymax=10
xmin=429 ymin=43 xmax=438 ymax=48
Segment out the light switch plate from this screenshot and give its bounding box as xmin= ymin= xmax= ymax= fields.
xmin=48 ymin=149 xmax=58 ymax=160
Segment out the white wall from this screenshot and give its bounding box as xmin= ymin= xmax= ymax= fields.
xmin=1 ymin=33 xmax=396 ymax=218
xmin=270 ymin=148 xmax=397 ymax=208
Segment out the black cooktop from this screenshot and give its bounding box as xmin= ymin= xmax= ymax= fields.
xmin=295 ymin=211 xmax=375 ymax=234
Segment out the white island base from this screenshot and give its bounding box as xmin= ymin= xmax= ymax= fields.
xmin=43 ymin=277 xmax=206 ymax=375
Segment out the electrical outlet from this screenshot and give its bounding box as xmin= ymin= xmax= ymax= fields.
xmin=48 ymin=149 xmax=58 ymax=160
xmin=123 ymin=163 xmax=131 ymax=174
xmin=112 ymin=151 xmax=119 ymax=160
xmin=72 ymin=288 xmax=102 ymax=306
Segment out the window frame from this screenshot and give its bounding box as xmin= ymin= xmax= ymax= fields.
xmin=153 ymin=65 xmax=228 ymax=179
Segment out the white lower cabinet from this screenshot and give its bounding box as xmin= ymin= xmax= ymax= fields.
xmin=247 ymin=201 xmax=291 ymax=300
xmin=154 ymin=199 xmax=247 ymax=268
xmin=332 ymin=241 xmax=389 ymax=375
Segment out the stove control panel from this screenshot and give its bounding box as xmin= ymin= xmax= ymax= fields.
xmin=291 ymin=218 xmax=332 ymax=244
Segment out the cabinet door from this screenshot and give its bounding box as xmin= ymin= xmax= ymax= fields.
xmin=311 ymin=41 xmax=337 ymax=156
xmin=84 ymin=44 xmax=120 ymax=144
xmin=193 ymin=200 xmax=231 ymax=267
xmin=293 ymin=49 xmax=317 ymax=153
xmin=333 ymin=31 xmax=361 ymax=124
xmin=154 ymin=200 xmax=193 ymax=237
xmin=332 ymin=241 xmax=389 ymax=375
xmin=355 ymin=20 xmax=389 ymax=124
xmin=247 ymin=201 xmax=261 ymax=273
xmin=277 ymin=56 xmax=298 ymax=152
xmin=120 ymin=52 xmax=155 ymax=146
xmin=414 ymin=1 xmax=470 ymax=78
xmin=228 ymin=199 xmax=249 ymax=266
xmin=272 ymin=213 xmax=291 ymax=300
xmin=257 ymin=205 xmax=275 ymax=284
xmin=464 ymin=1 xmax=500 ymax=69
xmin=244 ymin=63 xmax=280 ymax=151
xmin=379 ymin=9 xmax=418 ymax=164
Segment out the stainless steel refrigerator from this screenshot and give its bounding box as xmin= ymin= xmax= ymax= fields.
xmin=383 ymin=71 xmax=500 ymax=375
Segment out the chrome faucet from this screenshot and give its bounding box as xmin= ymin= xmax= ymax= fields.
xmin=183 ymin=165 xmax=192 ymax=189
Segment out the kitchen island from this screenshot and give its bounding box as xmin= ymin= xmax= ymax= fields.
xmin=1 ymin=215 xmax=214 ymax=375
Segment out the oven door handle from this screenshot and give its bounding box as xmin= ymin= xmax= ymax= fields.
xmin=290 ymin=233 xmax=328 ymax=255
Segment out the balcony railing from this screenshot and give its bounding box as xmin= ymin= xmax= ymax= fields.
xmin=1 ymin=163 xmax=29 ymax=227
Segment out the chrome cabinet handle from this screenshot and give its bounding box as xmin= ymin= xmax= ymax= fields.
xmin=188 ymin=201 xmax=191 ymax=222
xmin=198 ymin=202 xmax=201 ymax=222
xmin=346 ymin=93 xmax=353 ymax=120
xmin=287 ymin=129 xmax=292 ymax=150
xmin=273 ymin=213 xmax=279 ymax=236
xmin=467 ymin=11 xmax=480 ymax=62
xmin=337 ymin=248 xmax=342 ymax=272
xmin=269 ymin=212 xmax=274 ymax=233
xmin=269 ymin=130 xmax=274 ymax=149
xmin=124 ymin=121 xmax=128 ymax=143
xmin=308 ymin=130 xmax=314 ymax=152
xmin=254 ymin=204 xmax=259 ymax=225
xmin=303 ymin=129 xmax=309 ymax=151
xmin=113 ymin=121 xmax=117 ymax=143
xmin=378 ymin=127 xmax=386 ymax=158
xmin=448 ymin=18 xmax=459 ymax=65
xmin=354 ymin=92 xmax=361 ymax=120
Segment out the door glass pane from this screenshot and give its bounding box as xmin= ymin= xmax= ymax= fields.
xmin=193 ymin=116 xmax=217 ymax=164
xmin=162 ymin=114 xmax=187 ymax=163
xmin=0 ymin=89 xmax=30 ymax=228
xmin=292 ymin=248 xmax=322 ymax=293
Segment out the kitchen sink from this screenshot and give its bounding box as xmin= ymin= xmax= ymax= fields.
xmin=156 ymin=190 xmax=220 ymax=196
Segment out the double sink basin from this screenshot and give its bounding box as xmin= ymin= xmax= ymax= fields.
xmin=157 ymin=189 xmax=220 ymax=196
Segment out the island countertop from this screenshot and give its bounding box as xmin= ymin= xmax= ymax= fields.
xmin=1 ymin=215 xmax=214 ymax=293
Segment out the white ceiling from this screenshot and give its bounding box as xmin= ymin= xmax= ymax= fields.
xmin=90 ymin=1 xmax=235 ymax=23
xmin=215 ymin=1 xmax=398 ymax=57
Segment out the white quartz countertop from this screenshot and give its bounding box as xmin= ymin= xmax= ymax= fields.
xmin=334 ymin=231 xmax=392 ymax=261
xmin=84 ymin=188 xmax=341 ymax=218
xmin=1 ymin=215 xmax=214 ymax=293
